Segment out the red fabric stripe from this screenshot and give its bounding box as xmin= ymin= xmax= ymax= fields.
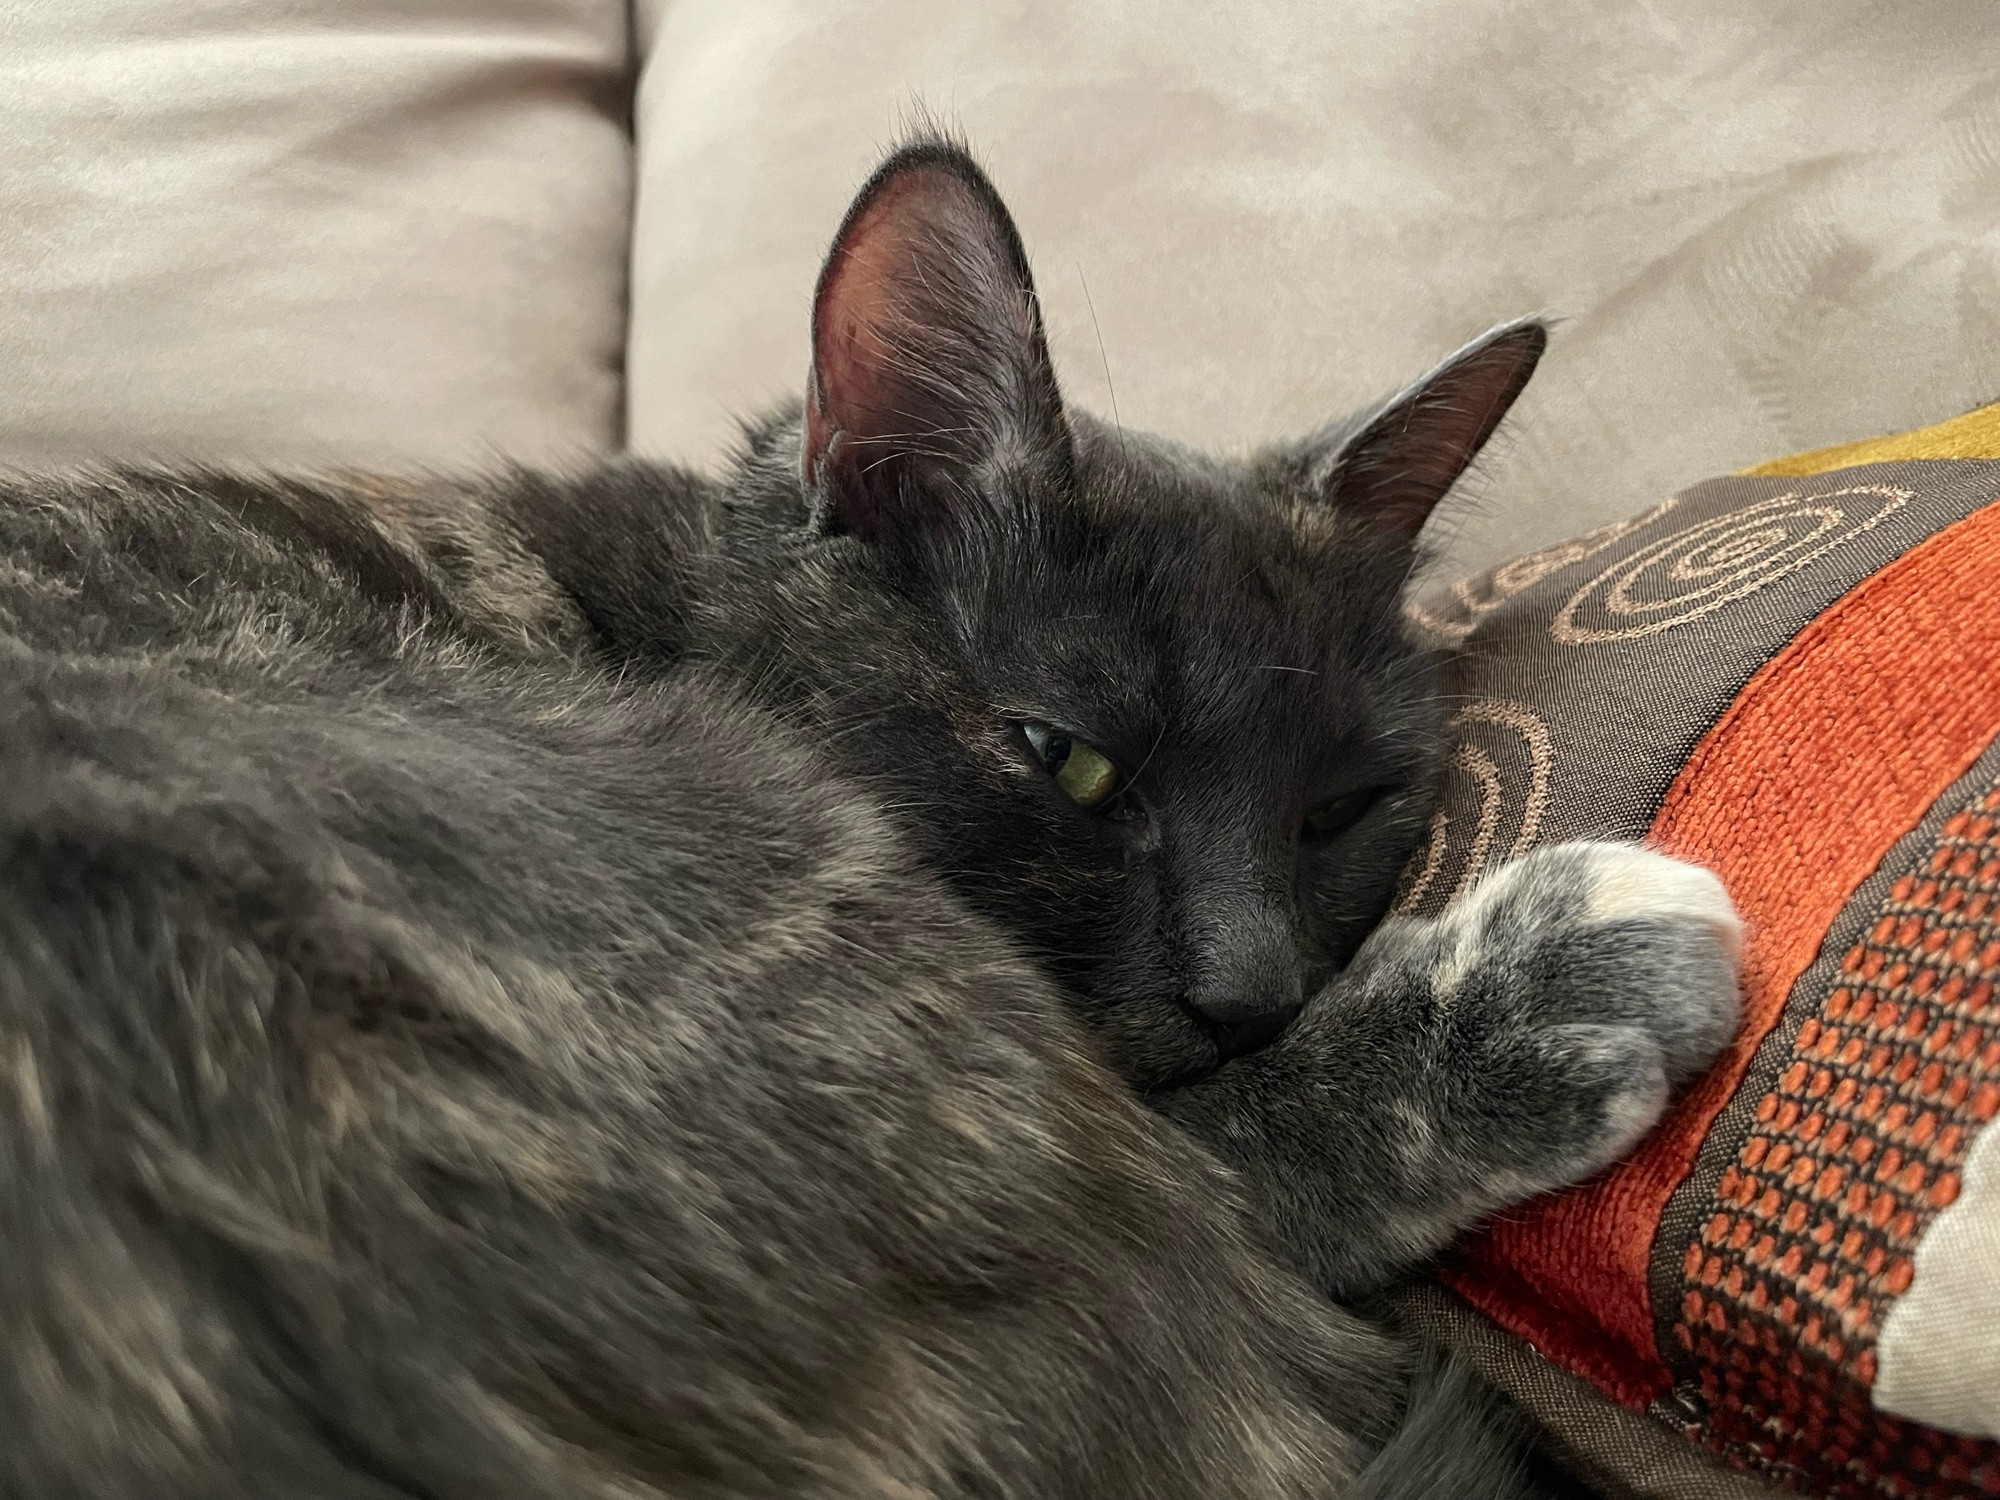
xmin=1443 ymin=494 xmax=2000 ymax=1409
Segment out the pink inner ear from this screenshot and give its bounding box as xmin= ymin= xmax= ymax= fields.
xmin=806 ymin=167 xmax=975 ymax=488
xmin=799 ymin=143 xmax=1064 ymax=543
xmin=806 ymin=176 xmax=928 ymax=468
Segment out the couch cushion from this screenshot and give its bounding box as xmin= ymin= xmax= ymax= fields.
xmin=628 ymin=0 xmax=2000 ymax=576
xmin=0 ymin=0 xmax=631 ymax=470
xmin=1398 ymin=402 xmax=2000 ymax=1498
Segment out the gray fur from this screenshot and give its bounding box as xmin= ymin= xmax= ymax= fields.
xmin=0 ymin=464 xmax=1396 ymax=1498
xmin=1160 ymin=843 xmax=1742 ymax=1297
xmin=0 ymin=139 xmax=1740 ymax=1496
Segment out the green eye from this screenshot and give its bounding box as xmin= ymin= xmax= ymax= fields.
xmin=1023 ymin=723 xmax=1122 ymax=808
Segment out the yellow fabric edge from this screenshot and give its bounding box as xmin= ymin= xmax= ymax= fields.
xmin=1744 ymin=400 xmax=2000 ymax=477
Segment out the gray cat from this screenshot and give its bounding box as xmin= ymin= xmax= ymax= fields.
xmin=0 ymin=138 xmax=1740 ymax=1499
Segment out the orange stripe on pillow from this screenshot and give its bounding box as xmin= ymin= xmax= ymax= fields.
xmin=1444 ymin=493 xmax=2000 ymax=1410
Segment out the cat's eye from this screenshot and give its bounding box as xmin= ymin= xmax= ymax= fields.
xmin=1304 ymin=787 xmax=1384 ymax=840
xmin=1022 ymin=722 xmax=1121 ymax=808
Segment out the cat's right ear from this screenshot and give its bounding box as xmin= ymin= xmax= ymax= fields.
xmin=801 ymin=140 xmax=1070 ymax=545
xmin=1308 ymin=318 xmax=1547 ymax=540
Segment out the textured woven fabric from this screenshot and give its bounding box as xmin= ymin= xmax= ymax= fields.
xmin=1404 ymin=407 xmax=2000 ymax=1497
xmin=1659 ymin=753 xmax=2000 ymax=1493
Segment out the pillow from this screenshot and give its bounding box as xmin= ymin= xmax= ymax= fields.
xmin=0 ymin=0 xmax=631 ymax=472
xmin=1396 ymin=402 xmax=2000 ymax=1500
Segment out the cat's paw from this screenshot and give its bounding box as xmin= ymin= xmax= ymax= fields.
xmin=1417 ymin=841 xmax=1744 ymax=1189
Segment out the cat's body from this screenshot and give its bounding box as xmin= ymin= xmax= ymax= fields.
xmin=0 ymin=142 xmax=1741 ymax=1497
xmin=0 ymin=459 xmax=1404 ymax=1499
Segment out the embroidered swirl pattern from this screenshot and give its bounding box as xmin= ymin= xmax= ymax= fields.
xmin=1551 ymin=486 xmax=1914 ymax=646
xmin=1393 ymin=700 xmax=1552 ymax=915
xmin=1406 ymin=494 xmax=1681 ymax=644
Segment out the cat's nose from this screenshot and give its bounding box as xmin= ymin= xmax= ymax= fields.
xmin=1187 ymin=928 xmax=1303 ymax=1056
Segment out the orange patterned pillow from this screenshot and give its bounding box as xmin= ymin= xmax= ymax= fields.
xmin=1396 ymin=403 xmax=2000 ymax=1500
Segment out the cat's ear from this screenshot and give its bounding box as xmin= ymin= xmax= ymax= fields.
xmin=1312 ymin=318 xmax=1547 ymax=539
xmin=802 ymin=140 xmax=1069 ymax=544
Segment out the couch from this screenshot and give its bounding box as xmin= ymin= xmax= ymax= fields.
xmin=5 ymin=0 xmax=1994 ymax=580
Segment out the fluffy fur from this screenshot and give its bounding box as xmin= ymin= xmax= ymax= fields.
xmin=0 ymin=140 xmax=1740 ymax=1497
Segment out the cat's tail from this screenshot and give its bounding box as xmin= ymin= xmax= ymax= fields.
xmin=1349 ymin=1347 xmax=1594 ymax=1500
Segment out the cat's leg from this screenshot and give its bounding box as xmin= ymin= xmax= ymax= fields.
xmin=1156 ymin=842 xmax=1743 ymax=1300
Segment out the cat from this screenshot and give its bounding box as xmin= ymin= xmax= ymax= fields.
xmin=0 ymin=136 xmax=1741 ymax=1499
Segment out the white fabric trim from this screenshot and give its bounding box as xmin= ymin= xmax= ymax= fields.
xmin=1874 ymin=1117 xmax=2000 ymax=1439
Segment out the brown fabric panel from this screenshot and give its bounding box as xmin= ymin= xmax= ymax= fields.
xmin=1396 ymin=1283 xmax=1786 ymax=1500
xmin=1396 ymin=459 xmax=2000 ymax=918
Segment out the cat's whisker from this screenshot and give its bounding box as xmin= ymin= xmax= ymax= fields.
xmin=849 ymin=424 xmax=982 ymax=445
xmin=1076 ymin=265 xmax=1124 ymax=458
xmin=1122 ymin=722 xmax=1170 ymax=794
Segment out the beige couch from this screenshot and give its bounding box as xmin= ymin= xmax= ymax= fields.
xmin=3 ymin=0 xmax=1996 ymax=583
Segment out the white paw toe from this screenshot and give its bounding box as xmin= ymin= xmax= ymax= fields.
xmin=1573 ymin=843 xmax=1744 ymax=960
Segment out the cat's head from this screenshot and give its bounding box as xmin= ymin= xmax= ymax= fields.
xmin=718 ymin=139 xmax=1542 ymax=1091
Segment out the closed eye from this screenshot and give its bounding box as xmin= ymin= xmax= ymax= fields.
xmin=1302 ymin=786 xmax=1387 ymax=842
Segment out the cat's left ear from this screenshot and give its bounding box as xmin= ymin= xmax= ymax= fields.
xmin=1310 ymin=318 xmax=1547 ymax=539
xmin=802 ymin=140 xmax=1070 ymax=544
